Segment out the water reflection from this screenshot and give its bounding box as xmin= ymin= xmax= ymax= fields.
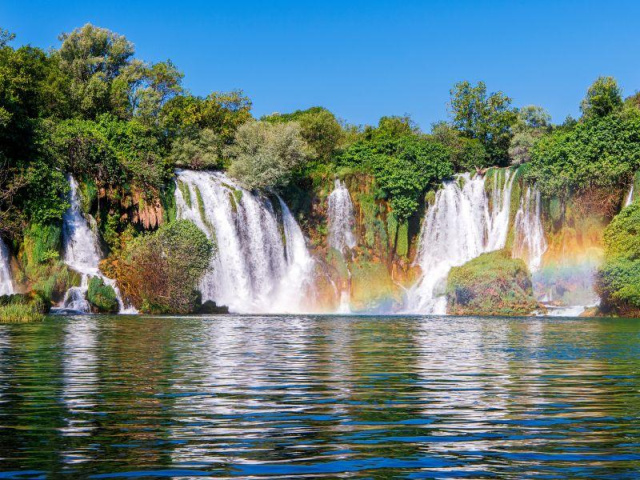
xmin=0 ymin=315 xmax=639 ymax=477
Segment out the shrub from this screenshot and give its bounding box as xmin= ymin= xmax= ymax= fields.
xmin=446 ymin=250 xmax=539 ymax=316
xmin=87 ymin=276 xmax=118 ymax=313
xmin=106 ymin=220 xmax=214 ymax=314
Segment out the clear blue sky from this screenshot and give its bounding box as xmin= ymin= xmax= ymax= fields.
xmin=2 ymin=0 xmax=639 ymax=129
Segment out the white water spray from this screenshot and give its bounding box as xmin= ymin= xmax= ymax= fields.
xmin=60 ymin=176 xmax=136 ymax=313
xmin=625 ymin=185 xmax=634 ymax=207
xmin=512 ymin=186 xmax=547 ymax=272
xmin=175 ymin=170 xmax=314 ymax=314
xmin=0 ymin=238 xmax=14 ymax=296
xmin=405 ymin=169 xmax=516 ymax=314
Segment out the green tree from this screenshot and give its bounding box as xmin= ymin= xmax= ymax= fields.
xmin=526 ymin=108 xmax=640 ymax=197
xmin=337 ymin=134 xmax=453 ymax=220
xmin=263 ymin=107 xmax=343 ymax=162
xmin=57 ymin=24 xmax=135 ymax=118
xmin=449 ymin=80 xmax=517 ymax=165
xmin=169 ymin=128 xmax=222 ymax=170
xmin=431 ymin=121 xmax=488 ymax=171
xmin=580 ymin=76 xmax=623 ymax=119
xmin=226 ymin=121 xmax=310 ymax=190
xmin=508 ymin=105 xmax=551 ymax=166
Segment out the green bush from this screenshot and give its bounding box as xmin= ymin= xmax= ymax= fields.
xmin=446 ymin=250 xmax=539 ymax=316
xmin=107 ymin=220 xmax=214 ymax=314
xmin=87 ymin=276 xmax=119 ymax=313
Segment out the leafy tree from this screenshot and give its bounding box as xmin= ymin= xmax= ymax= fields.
xmin=526 ymin=109 xmax=640 ymax=197
xmin=337 ymin=134 xmax=453 ymax=220
xmin=170 ymin=128 xmax=222 ymax=170
xmin=0 ymin=28 xmax=15 ymax=48
xmin=161 ymin=91 xmax=252 ymax=147
xmin=508 ymin=106 xmax=551 ymax=165
xmin=580 ymin=76 xmax=623 ymax=119
xmin=263 ymin=107 xmax=343 ymax=162
xmin=449 ymin=80 xmax=517 ymax=165
xmin=226 ymin=121 xmax=310 ymax=190
xmin=57 ymin=24 xmax=135 ymax=118
xmin=431 ymin=121 xmax=488 ymax=171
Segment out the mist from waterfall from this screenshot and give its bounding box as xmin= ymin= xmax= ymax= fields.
xmin=60 ymin=175 xmax=136 ymax=313
xmin=512 ymin=186 xmax=547 ymax=272
xmin=405 ymin=169 xmax=516 ymax=314
xmin=174 ymin=170 xmax=314 ymax=314
xmin=0 ymin=238 xmax=14 ymax=296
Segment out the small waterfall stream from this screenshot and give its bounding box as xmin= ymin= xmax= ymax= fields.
xmin=625 ymin=185 xmax=634 ymax=207
xmin=60 ymin=176 xmax=136 ymax=313
xmin=175 ymin=170 xmax=314 ymax=314
xmin=405 ymin=169 xmax=516 ymax=314
xmin=512 ymin=186 xmax=547 ymax=272
xmin=0 ymin=238 xmax=14 ymax=296
xmin=327 ymin=179 xmax=356 ymax=313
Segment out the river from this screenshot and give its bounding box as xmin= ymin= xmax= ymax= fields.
xmin=0 ymin=315 xmax=639 ymax=477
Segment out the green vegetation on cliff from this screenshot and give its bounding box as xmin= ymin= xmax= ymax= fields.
xmin=597 ymin=203 xmax=640 ymax=315
xmin=446 ymin=250 xmax=539 ymax=316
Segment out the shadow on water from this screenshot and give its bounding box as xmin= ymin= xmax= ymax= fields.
xmin=0 ymin=314 xmax=639 ymax=477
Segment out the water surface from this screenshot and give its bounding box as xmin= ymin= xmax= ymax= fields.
xmin=1 ymin=315 xmax=639 ymax=478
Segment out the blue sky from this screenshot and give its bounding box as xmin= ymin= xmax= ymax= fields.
xmin=2 ymin=0 xmax=639 ymax=129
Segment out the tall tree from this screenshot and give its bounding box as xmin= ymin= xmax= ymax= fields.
xmin=449 ymin=81 xmax=516 ymax=165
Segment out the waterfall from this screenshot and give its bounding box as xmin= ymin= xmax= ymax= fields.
xmin=174 ymin=170 xmax=314 ymax=314
xmin=512 ymin=186 xmax=547 ymax=272
xmin=60 ymin=175 xmax=136 ymax=314
xmin=327 ymin=179 xmax=356 ymax=312
xmin=625 ymin=185 xmax=634 ymax=207
xmin=0 ymin=238 xmax=14 ymax=296
xmin=327 ymin=179 xmax=356 ymax=253
xmin=405 ymin=169 xmax=516 ymax=314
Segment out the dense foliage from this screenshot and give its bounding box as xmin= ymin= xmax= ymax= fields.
xmin=104 ymin=220 xmax=213 ymax=313
xmin=597 ymin=203 xmax=640 ymax=314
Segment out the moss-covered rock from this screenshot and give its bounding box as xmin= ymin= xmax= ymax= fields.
xmin=446 ymin=250 xmax=539 ymax=316
xmin=87 ymin=276 xmax=119 ymax=313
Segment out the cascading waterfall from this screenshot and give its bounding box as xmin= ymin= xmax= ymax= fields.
xmin=405 ymin=169 xmax=516 ymax=314
xmin=512 ymin=186 xmax=547 ymax=272
xmin=60 ymin=176 xmax=136 ymax=314
xmin=327 ymin=179 xmax=356 ymax=312
xmin=0 ymin=238 xmax=14 ymax=296
xmin=174 ymin=170 xmax=314 ymax=314
xmin=328 ymin=179 xmax=356 ymax=252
